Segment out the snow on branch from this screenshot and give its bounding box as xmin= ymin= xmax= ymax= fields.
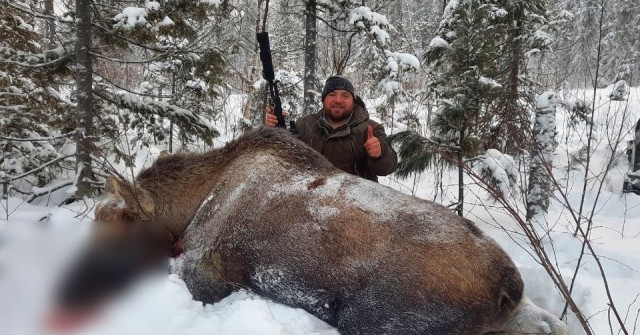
xmin=199 ymin=0 xmax=223 ymax=4
xmin=527 ymin=92 xmax=558 ymax=219
xmin=384 ymin=50 xmax=420 ymax=77
xmin=609 ymin=80 xmax=630 ymax=101
xmin=113 ymin=0 xmax=221 ymax=30
xmin=533 ymin=92 xmax=558 ymax=165
xmin=0 ymin=46 xmax=73 ymax=68
xmin=27 ymin=181 xmax=74 ymax=203
xmin=6 ymin=0 xmax=73 ymax=25
xmin=429 ymin=37 xmax=452 ymax=50
xmin=0 ymin=131 xmax=77 ymax=142
xmin=349 ymin=6 xmax=391 ymax=46
xmin=106 ymin=91 xmax=219 ymax=144
xmin=12 ymin=13 xmax=34 ymax=32
xmin=5 ymin=155 xmax=73 ymax=182
xmin=113 ymin=4 xmax=158 ymax=29
xmin=533 ymin=29 xmax=553 ymax=47
xmin=378 ymin=51 xmax=420 ymax=97
xmin=346 ymin=7 xmax=421 ymax=100
xmin=475 ymin=149 xmax=518 ymax=197
xmin=479 ymin=76 xmax=502 ymax=89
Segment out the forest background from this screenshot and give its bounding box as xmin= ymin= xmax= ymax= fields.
xmin=2 ymin=0 xmax=640 ymax=334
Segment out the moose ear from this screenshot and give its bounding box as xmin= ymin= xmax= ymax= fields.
xmin=101 ymin=176 xmax=155 ymax=220
xmin=105 ymin=176 xmax=124 ymax=197
xmin=128 ymin=186 xmax=155 ymax=219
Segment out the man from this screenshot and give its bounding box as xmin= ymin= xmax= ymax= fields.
xmin=265 ymin=76 xmax=397 ymax=182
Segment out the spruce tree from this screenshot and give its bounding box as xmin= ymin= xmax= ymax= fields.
xmin=391 ymin=0 xmax=552 ymax=215
xmin=0 ymin=2 xmax=75 ymax=199
xmin=1 ymin=0 xmax=230 ymax=201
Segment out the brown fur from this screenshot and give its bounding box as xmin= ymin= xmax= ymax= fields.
xmin=90 ymin=127 xmax=539 ymax=334
xmin=307 ymin=177 xmax=327 ymax=190
xmin=97 ymin=128 xmax=336 ymax=243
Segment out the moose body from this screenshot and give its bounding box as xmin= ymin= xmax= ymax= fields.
xmin=59 ymin=127 xmax=567 ymax=335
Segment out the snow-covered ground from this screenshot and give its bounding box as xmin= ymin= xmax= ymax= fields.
xmin=1 ymin=86 xmax=639 ymax=335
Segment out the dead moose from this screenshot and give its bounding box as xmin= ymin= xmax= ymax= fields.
xmin=52 ymin=127 xmax=567 ymax=335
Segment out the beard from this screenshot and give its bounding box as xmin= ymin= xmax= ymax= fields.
xmin=324 ymin=105 xmax=353 ymax=123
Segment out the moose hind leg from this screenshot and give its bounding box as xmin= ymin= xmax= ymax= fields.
xmin=336 ymin=289 xmax=471 ymax=335
xmin=172 ymin=250 xmax=239 ymax=305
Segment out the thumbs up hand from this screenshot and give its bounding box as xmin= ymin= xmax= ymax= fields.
xmin=364 ymin=125 xmax=382 ymax=158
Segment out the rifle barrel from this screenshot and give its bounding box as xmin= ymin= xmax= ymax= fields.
xmin=256 ymin=32 xmax=286 ymax=129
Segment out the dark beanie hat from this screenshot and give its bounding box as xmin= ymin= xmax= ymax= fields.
xmin=321 ymin=76 xmax=355 ymax=100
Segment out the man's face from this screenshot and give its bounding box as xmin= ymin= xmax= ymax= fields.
xmin=323 ymin=89 xmax=354 ymax=123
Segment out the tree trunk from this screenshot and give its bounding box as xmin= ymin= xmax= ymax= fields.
xmin=44 ymin=0 xmax=55 ymax=48
xmin=503 ymin=6 xmax=525 ymax=154
xmin=241 ymin=0 xmax=264 ymax=121
xmin=303 ymin=0 xmax=317 ymax=116
xmin=73 ymin=0 xmax=96 ymax=199
xmin=169 ymin=72 xmax=175 ymax=153
xmin=456 ymin=127 xmax=464 ymax=217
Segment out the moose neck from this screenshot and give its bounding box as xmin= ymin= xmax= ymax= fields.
xmin=138 ymin=146 xmax=265 ymax=243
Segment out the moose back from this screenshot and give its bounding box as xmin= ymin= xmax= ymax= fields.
xmin=56 ymin=127 xmax=567 ymax=335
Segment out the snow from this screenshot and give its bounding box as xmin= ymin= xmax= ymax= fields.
xmin=68 ymin=274 xmax=337 ymax=335
xmin=14 ymin=15 xmax=34 ymax=32
xmin=348 ymin=7 xmax=389 ymax=28
xmin=558 ymin=10 xmax=574 ymax=21
xmin=534 ymin=29 xmax=554 ymax=46
xmin=479 ymin=76 xmax=502 ymax=88
xmin=113 ymin=8 xmax=148 ymax=29
xmin=525 ymin=48 xmax=542 ymax=58
xmin=160 ymin=16 xmax=175 ymax=27
xmin=113 ymin=1 xmax=177 ymax=30
xmin=185 ymin=79 xmax=207 ymax=91
xmin=1 ymin=87 xmax=640 ymax=335
xmin=386 ymin=54 xmax=399 ymax=76
xmin=379 ymin=51 xmax=419 ymax=97
xmin=609 ymin=80 xmax=630 ymax=101
xmin=428 ymin=36 xmax=452 ymax=49
xmin=144 ymin=1 xmax=160 ymax=11
xmin=378 ymin=78 xmax=400 ymax=96
xmin=475 ymin=149 xmax=518 ymax=196
xmin=384 ymin=50 xmax=420 ymax=72
xmin=493 ymin=8 xmax=508 ymax=18
xmin=443 ymin=0 xmax=460 ymax=18
xmin=368 ymin=25 xmax=390 ymax=46
xmin=349 ymin=7 xmax=391 ymax=46
xmin=199 ymin=0 xmax=223 ymax=5
xmin=537 ymin=91 xmax=557 ymax=110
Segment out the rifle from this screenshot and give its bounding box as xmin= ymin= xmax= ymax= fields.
xmin=256 ymin=32 xmax=287 ymax=129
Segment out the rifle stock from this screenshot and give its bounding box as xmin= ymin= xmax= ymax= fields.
xmin=256 ymin=32 xmax=287 ymax=129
